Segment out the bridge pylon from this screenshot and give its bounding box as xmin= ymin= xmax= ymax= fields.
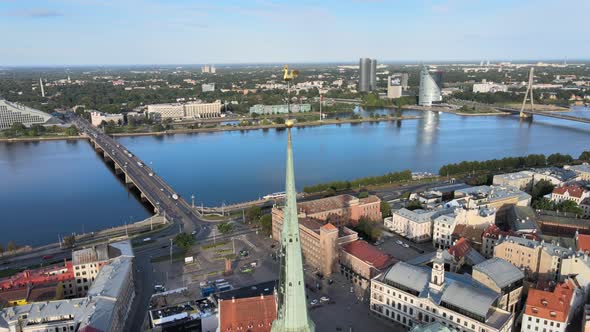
xmin=520 ymin=67 xmax=535 ymax=118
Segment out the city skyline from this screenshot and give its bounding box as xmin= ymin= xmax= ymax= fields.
xmin=1 ymin=0 xmax=589 ymax=66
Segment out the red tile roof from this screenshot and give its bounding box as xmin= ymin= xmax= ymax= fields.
xmin=448 ymin=237 xmax=471 ymax=259
xmin=553 ymin=185 xmax=587 ymax=199
xmin=578 ymin=234 xmax=590 ymax=253
xmin=341 ymin=240 xmax=395 ymax=270
xmin=320 ymin=223 xmax=338 ymax=232
xmin=219 ymin=295 xmax=277 ymax=332
xmin=525 ymin=279 xmax=577 ymax=322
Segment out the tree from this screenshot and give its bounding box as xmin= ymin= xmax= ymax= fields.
xmin=547 ymin=153 xmax=573 ymax=166
xmin=274 ymin=117 xmax=285 ymax=125
xmin=6 ymin=241 xmax=16 ymax=253
xmin=380 ymin=201 xmax=392 ymax=218
xmin=174 ymin=232 xmax=196 ymax=251
xmin=65 ymin=125 xmax=78 ymax=136
xmin=531 ymin=180 xmax=554 ymax=200
xmin=557 ymin=200 xmax=584 ymax=215
xmin=245 ymin=206 xmax=262 ymax=224
xmin=63 ymin=235 xmax=76 ymax=248
xmin=532 ymin=198 xmax=554 ymax=210
xmin=217 ymin=222 xmax=233 ymax=235
xmin=405 ymin=199 xmax=423 ymax=211
xmin=260 ymin=214 xmax=272 ymax=236
xmin=358 ymin=190 xmax=369 ymax=199
xmin=579 ymin=151 xmax=590 ymax=162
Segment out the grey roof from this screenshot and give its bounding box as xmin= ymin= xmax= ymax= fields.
xmin=567 ymin=164 xmax=590 ymax=175
xmin=474 ymin=258 xmax=524 ymax=289
xmin=440 ymin=280 xmax=498 ymax=318
xmin=411 ymin=322 xmax=457 ymax=332
xmin=501 ymin=236 xmax=574 ymax=258
xmin=508 ymin=206 xmax=538 ymax=232
xmin=531 ymin=167 xmax=578 ymax=182
xmin=87 ymin=256 xmax=132 ymax=299
xmin=381 ymin=262 xmax=501 ymax=320
xmin=434 ymin=214 xmax=455 ymax=226
xmin=383 ymin=262 xmax=430 ymax=293
xmin=464 ymin=248 xmax=486 ymax=266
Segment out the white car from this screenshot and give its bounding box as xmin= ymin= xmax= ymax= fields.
xmin=320 ymin=296 xmax=330 ymax=303
xmin=402 ymin=243 xmax=410 ymax=248
xmin=310 ymin=299 xmax=318 ymax=306
xmin=395 ymin=240 xmax=403 ymax=245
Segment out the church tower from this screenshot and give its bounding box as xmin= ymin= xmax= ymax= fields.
xmin=271 ymin=120 xmax=315 ymax=332
xmin=429 ymin=249 xmax=445 ymax=291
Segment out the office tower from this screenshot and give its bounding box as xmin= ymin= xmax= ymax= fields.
xmin=418 ymin=66 xmax=442 ymax=106
xmin=39 ymin=78 xmax=45 ymax=97
xmin=387 ymin=76 xmax=402 ymax=99
xmin=271 ymin=121 xmax=315 ymax=332
xmin=358 ymin=58 xmax=370 ymax=92
xmin=370 ymin=59 xmax=377 ymax=91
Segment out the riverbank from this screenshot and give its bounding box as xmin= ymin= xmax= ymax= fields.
xmin=0 ymin=135 xmax=83 ymax=143
xmin=403 ymin=104 xmax=510 ymax=116
xmin=110 ymin=115 xmax=422 ymax=137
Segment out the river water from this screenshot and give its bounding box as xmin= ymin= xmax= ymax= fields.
xmin=1 ymin=107 xmax=589 ymax=246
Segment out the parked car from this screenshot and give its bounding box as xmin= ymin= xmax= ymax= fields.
xmin=395 ymin=240 xmax=403 ymax=245
xmin=320 ymin=296 xmax=330 ymax=303
xmin=402 ymin=243 xmax=410 ymax=248
xmin=310 ymin=299 xmax=318 ymax=306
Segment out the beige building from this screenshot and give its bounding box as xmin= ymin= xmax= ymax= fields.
xmin=549 ymin=184 xmax=590 ymax=205
xmin=432 ymin=214 xmax=456 ymax=249
xmin=272 ymin=210 xmax=357 ymax=277
xmin=472 ymin=258 xmax=524 ymax=313
xmin=72 ymin=244 xmax=110 ymax=296
xmin=297 ymin=194 xmax=381 ymax=224
xmin=339 ymin=240 xmax=395 ymax=290
xmin=385 ymin=208 xmax=452 ymax=243
xmin=492 ymin=171 xmax=534 ymax=191
xmin=90 ymin=111 xmax=124 ymax=127
xmin=146 ymin=101 xmax=222 ymax=120
xmin=565 ymin=163 xmax=590 ymax=181
xmin=493 ymin=236 xmax=574 ymax=281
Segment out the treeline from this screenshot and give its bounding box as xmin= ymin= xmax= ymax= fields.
xmin=438 ymin=153 xmax=577 ymax=176
xmin=303 ymin=170 xmax=412 ymax=194
xmin=1 ymin=123 xmax=78 ymax=138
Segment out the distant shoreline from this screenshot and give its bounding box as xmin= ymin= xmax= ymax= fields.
xmin=0 ymin=116 xmax=421 ymax=142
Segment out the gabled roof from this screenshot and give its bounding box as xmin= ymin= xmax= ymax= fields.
xmin=341 ymin=240 xmax=395 ymax=270
xmin=219 ymin=295 xmax=277 ymax=332
xmin=525 ymin=279 xmax=578 ymax=322
xmin=552 ymin=185 xmax=587 ymax=199
xmin=473 ymin=258 xmax=524 ymax=289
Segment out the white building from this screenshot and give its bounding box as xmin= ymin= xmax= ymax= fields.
xmin=202 ymin=83 xmax=215 ymax=92
xmin=549 ymin=184 xmax=590 ymax=205
xmin=90 ymin=111 xmax=124 ymax=127
xmin=473 ymin=81 xmax=508 ymax=93
xmin=529 ymin=167 xmax=579 ymax=186
xmin=370 ymin=252 xmax=514 ymax=332
xmin=0 ymin=99 xmax=54 ymax=130
xmin=385 ymin=208 xmax=452 ymax=243
xmin=387 ymin=76 xmax=403 ymax=99
xmin=521 ymin=278 xmax=584 ymax=332
xmin=492 ymin=171 xmax=534 ymax=191
xmin=147 ymin=101 xmax=222 ymax=120
xmin=432 ymin=215 xmax=456 ymax=249
xmin=565 ymin=164 xmax=590 ymax=181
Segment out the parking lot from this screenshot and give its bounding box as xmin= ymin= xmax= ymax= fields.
xmin=376 ymin=230 xmax=436 ymax=262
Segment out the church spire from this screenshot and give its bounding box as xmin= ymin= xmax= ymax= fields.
xmin=271 ymin=121 xmax=315 ymax=332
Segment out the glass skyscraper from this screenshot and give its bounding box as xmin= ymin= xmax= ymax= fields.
xmin=419 ymin=66 xmax=442 ymax=106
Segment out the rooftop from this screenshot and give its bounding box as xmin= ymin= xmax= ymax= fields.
xmin=494 ymin=171 xmax=534 ymax=181
xmin=215 ymin=280 xmax=277 ymax=301
xmin=298 ymin=194 xmax=361 ymax=214
xmin=219 ymin=294 xmax=277 ymax=332
xmin=72 ymin=244 xmax=110 ymax=265
xmin=341 ymin=240 xmax=395 ymax=270
xmin=567 ymin=163 xmax=590 ymax=174
xmin=577 ymin=234 xmax=590 ymax=253
xmin=473 ymin=258 xmax=524 ymax=289
xmin=524 ymin=279 xmax=578 ymax=322
xmin=531 ymin=167 xmax=578 ymax=182
xmin=552 ymin=184 xmax=588 ymax=199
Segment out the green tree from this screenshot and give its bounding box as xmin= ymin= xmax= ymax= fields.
xmin=358 ymin=190 xmax=369 ymax=199
xmin=259 ymin=214 xmax=272 ymax=236
xmin=245 ymin=206 xmax=262 ymax=224
xmin=6 ymin=241 xmax=16 ymax=253
xmin=380 ymin=201 xmax=392 ymax=218
xmin=532 ymin=198 xmax=554 ymax=210
xmin=174 ymin=232 xmax=196 ymax=251
xmin=405 ymin=199 xmax=423 ymax=211
xmin=547 ymin=153 xmax=573 ymax=165
xmin=63 ymin=235 xmax=76 ymax=248
xmin=557 ymin=200 xmax=584 ymax=215
xmin=579 ymin=151 xmax=590 ymax=162
xmin=64 ymin=125 xmax=79 ymax=136
xmin=531 ymin=180 xmax=554 ymax=200
xmin=217 ymin=222 xmax=233 ymax=235
xmin=274 ymin=117 xmax=285 ymax=124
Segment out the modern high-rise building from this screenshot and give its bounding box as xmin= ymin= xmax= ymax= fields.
xmin=370 ymin=59 xmax=377 ymax=91
xmin=418 ymin=66 xmax=442 ymax=106
xmin=400 ymin=72 xmax=409 ymax=90
xmin=271 ymin=121 xmax=315 ymax=332
xmin=358 ymin=58 xmax=377 ymax=92
xmin=387 ymin=76 xmax=402 ymax=99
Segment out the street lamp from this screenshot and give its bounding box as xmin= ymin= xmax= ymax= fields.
xmin=191 ymin=194 xmax=195 ymax=208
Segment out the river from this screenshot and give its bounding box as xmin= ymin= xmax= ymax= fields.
xmin=1 ymin=107 xmax=589 ymax=246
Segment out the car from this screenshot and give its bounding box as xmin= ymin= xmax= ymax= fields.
xmin=42 ymin=255 xmax=52 ymax=260
xmin=395 ymin=240 xmax=403 ymax=245
xmin=191 ymin=230 xmax=197 ymax=235
xmin=143 ymin=237 xmax=152 ymax=242
xmin=239 ymin=249 xmax=249 ymax=257
xmin=154 ymin=285 xmax=166 ymax=293
xmin=320 ymin=296 xmax=330 ymax=303
xmin=402 ymin=243 xmax=410 ymax=248
xmin=160 ymin=188 xmax=164 ymax=192
xmin=327 ymin=279 xmax=334 ymax=285
xmin=161 ymin=245 xmax=168 ymax=249
xmin=310 ymin=299 xmax=318 ymax=306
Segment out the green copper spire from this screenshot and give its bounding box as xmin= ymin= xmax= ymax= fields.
xmin=272 ymin=122 xmax=315 ymax=332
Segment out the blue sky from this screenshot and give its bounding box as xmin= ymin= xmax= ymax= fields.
xmin=1 ymin=0 xmax=589 ymax=66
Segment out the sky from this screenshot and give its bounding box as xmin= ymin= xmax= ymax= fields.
xmin=1 ymin=0 xmax=589 ymax=66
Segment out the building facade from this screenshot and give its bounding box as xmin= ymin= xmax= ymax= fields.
xmin=358 ymin=58 xmax=377 ymax=92
xmin=0 ymin=99 xmax=53 ymax=130
xmin=565 ymin=164 xmax=590 ymax=181
xmin=550 ymin=184 xmax=590 ymax=205
xmin=492 ymin=171 xmax=534 ymax=191
xmin=472 ymin=82 xmax=508 ymax=93
xmin=432 ymin=215 xmax=456 ymax=249
xmin=249 ymin=104 xmax=311 ymax=115
xmin=370 ymin=254 xmax=514 ymax=332
xmin=521 ymin=279 xmax=584 ymax=332
xmin=147 ymin=101 xmax=222 ymax=120
xmin=472 ymin=258 xmax=524 ymax=313
xmin=387 ymin=76 xmax=403 ymax=99
xmin=90 ymin=111 xmax=124 ymax=127
xmin=339 ymin=240 xmax=395 ymax=290
xmin=385 ymin=208 xmax=452 ymax=243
